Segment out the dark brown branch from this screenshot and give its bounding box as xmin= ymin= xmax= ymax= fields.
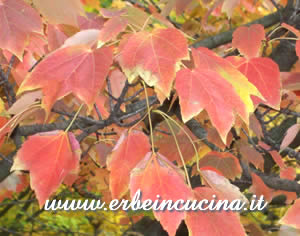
xmin=191 ymin=11 xmax=281 ymax=49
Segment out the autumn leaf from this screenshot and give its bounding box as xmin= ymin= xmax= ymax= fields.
xmin=0 ymin=104 xmax=42 ymax=143
xmin=232 ymin=24 xmax=265 ymax=59
xmin=47 ymin=25 xmax=68 ymax=51
xmin=185 ymin=187 xmax=247 ymax=236
xmin=280 ymin=124 xmax=300 ymax=150
xmin=197 ymin=151 xmax=242 ymax=180
xmin=206 ymin=127 xmax=233 ymax=149
xmin=32 ymin=0 xmax=85 ymax=27
xmin=62 ymin=29 xmax=100 ymax=48
xmin=0 ymin=0 xmax=42 ymax=60
xmin=95 ymin=143 xmax=113 ymax=167
xmin=280 ymin=167 xmax=296 ymax=180
xmin=119 ymin=28 xmax=189 ymax=103
xmin=108 ymin=68 xmax=128 ymax=112
xmin=11 ymin=131 xmax=81 ymax=207
xmin=155 ymin=121 xmax=199 ymax=165
xmin=200 ymin=169 xmax=248 ymax=203
xmin=98 ymin=16 xmax=128 ymax=44
xmin=0 ymin=172 xmax=27 ymax=202
xmin=221 ymin=0 xmax=241 ymax=18
xmin=280 ymin=198 xmax=300 ymax=229
xmin=269 ymin=150 xmax=285 ymax=168
xmin=130 ymin=152 xmax=193 ymax=236
xmin=89 ymin=168 xmax=111 ymax=202
xmin=249 ymin=172 xmax=273 ymax=202
xmin=227 ymin=56 xmax=281 ymax=109
xmin=26 ymin=33 xmax=47 ymax=57
xmin=18 ymin=30 xmax=113 ymax=115
xmin=106 ymin=130 xmax=150 ymax=199
xmin=99 ymin=8 xmax=127 ymax=18
xmin=281 ymin=72 xmax=300 ymax=94
xmin=78 ymin=13 xmax=105 ymax=30
xmin=175 ymin=0 xmax=193 ymax=15
xmin=175 ymin=68 xmax=249 ymax=143
xmin=249 ymin=114 xmax=263 ymax=138
xmin=281 ymin=23 xmax=300 ymax=58
xmin=121 ymin=5 xmax=151 ymax=31
xmin=8 ymin=91 xmax=42 ymax=115
xmin=191 ymin=47 xmax=263 ymax=125
xmin=11 ymin=52 xmax=36 ymax=86
xmin=237 ymin=140 xmax=264 ymax=170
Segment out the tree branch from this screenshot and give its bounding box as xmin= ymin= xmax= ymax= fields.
xmin=191 ymin=11 xmax=281 ymax=49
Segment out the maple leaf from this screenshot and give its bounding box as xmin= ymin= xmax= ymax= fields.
xmin=280 ymin=124 xmax=300 ymax=150
xmin=18 ymin=30 xmax=113 ymax=115
xmin=121 ymin=6 xmax=151 ymax=31
xmin=280 ymin=198 xmax=300 ymax=229
xmin=0 ymin=0 xmax=42 ymax=60
xmin=227 ymin=56 xmax=281 ymax=109
xmin=281 ymin=72 xmax=300 ymax=95
xmin=99 ymin=8 xmax=127 ymax=18
xmin=258 ymin=141 xmax=286 ymax=169
xmin=281 ymin=23 xmax=300 ymax=59
xmin=175 ymin=68 xmax=249 ymax=143
xmin=11 ymin=52 xmax=36 ymax=86
xmin=98 ymin=16 xmax=128 ymax=44
xmin=197 ymin=151 xmax=242 ymax=180
xmin=95 ymin=142 xmax=113 ymax=167
xmin=130 ymin=152 xmax=193 ymax=236
xmin=0 ymin=103 xmax=42 ymax=144
xmin=0 ymin=172 xmax=27 ymax=202
xmin=154 ymin=121 xmax=199 ymax=165
xmin=249 ymin=113 xmax=263 ymax=138
xmin=200 ymin=169 xmax=248 ymax=203
xmin=161 ymin=0 xmax=193 ymax=16
xmin=232 ymin=24 xmax=265 ymax=59
xmin=269 ymin=150 xmax=285 ymax=169
xmin=188 ymin=48 xmax=263 ymax=140
xmin=26 ymin=33 xmax=47 ymax=57
xmin=237 ymin=141 xmax=264 ymax=170
xmin=206 ymin=126 xmax=233 ymax=149
xmin=11 ymin=131 xmax=81 ymax=207
xmin=185 ymin=187 xmax=246 ymax=236
xmin=249 ymin=172 xmax=273 ymax=202
xmin=106 ymin=130 xmax=150 ymax=199
xmin=109 ymin=68 xmax=127 ymax=111
xmin=175 ymin=0 xmax=193 ymax=15
xmin=119 ymin=28 xmax=189 ymax=103
xmin=273 ymin=167 xmax=297 ymax=204
xmin=8 ymin=90 xmax=42 ymax=115
xmin=221 ymin=0 xmax=241 ymax=18
xmin=78 ymin=13 xmax=105 ymax=30
xmin=280 ymin=167 xmax=296 ymax=180
xmin=47 ymin=25 xmax=68 ymax=51
xmin=32 ymin=0 xmax=85 ymax=27
xmin=109 ymin=68 xmax=127 ymax=99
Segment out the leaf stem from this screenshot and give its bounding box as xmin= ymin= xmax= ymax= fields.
xmin=153 ymin=110 xmax=200 ymax=172
xmin=158 ymin=112 xmax=192 ymax=188
xmin=65 ymin=104 xmax=84 ymax=133
xmin=267 ymin=25 xmax=284 ymax=39
xmin=142 ymin=81 xmax=155 ymax=153
xmin=268 ymin=37 xmax=299 ymax=44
